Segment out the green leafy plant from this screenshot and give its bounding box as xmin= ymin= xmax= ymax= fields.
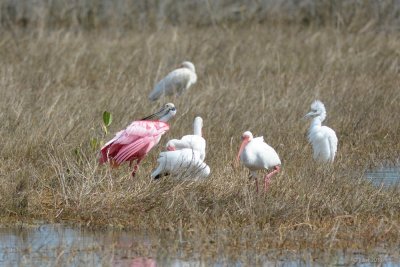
xmin=102 ymin=111 xmax=112 ymax=135
xmin=89 ymin=137 xmax=101 ymax=150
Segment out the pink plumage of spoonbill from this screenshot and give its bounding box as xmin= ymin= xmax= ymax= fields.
xmin=100 ymin=103 xmax=176 ymax=176
xmin=236 ymin=131 xmax=281 ymax=192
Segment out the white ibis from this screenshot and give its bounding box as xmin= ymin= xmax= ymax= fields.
xmin=148 ymin=61 xmax=197 ymax=101
xmin=304 ymin=100 xmax=338 ymax=163
xmin=236 ymin=131 xmax=281 ymax=192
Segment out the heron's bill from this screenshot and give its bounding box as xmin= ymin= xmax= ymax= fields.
xmin=303 ymin=112 xmax=313 ymax=119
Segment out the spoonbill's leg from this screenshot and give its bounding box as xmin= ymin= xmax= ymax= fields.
xmin=131 ymin=158 xmax=144 ymax=177
xmin=264 ymin=165 xmax=281 ymax=192
xmin=110 ymin=159 xmax=119 ymax=168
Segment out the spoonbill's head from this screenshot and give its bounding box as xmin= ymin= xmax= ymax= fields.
xmin=180 ymin=61 xmax=196 ymax=73
xmin=142 ymin=103 xmax=177 ymax=122
xmin=304 ymin=100 xmax=326 ymax=119
xmin=236 ymin=131 xmax=254 ymax=165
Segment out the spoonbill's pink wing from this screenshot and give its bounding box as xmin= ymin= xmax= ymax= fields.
xmin=114 ymin=137 xmax=151 ymax=164
xmin=100 ymin=120 xmax=169 ymax=165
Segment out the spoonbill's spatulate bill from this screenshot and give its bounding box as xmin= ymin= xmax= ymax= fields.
xmin=236 ymin=131 xmax=281 ymax=192
xmin=304 ymin=100 xmax=338 ymax=163
xmin=100 ymin=103 xmax=176 ymax=176
xmin=151 ymin=148 xmax=210 ymax=180
xmin=166 ymin=116 xmax=206 ymax=161
xmin=148 ymin=61 xmax=197 ymax=101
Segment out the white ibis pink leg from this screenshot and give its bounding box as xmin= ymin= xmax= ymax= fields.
xmin=264 ymin=165 xmax=281 ymax=192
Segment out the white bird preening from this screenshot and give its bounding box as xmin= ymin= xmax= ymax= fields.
xmin=151 ymin=149 xmax=210 ymax=180
xmin=236 ymin=131 xmax=281 ymax=192
xmin=166 ymin=116 xmax=206 ymax=161
xmin=304 ymin=100 xmax=338 ymax=163
xmin=151 ymin=116 xmax=210 ymax=180
xmin=148 ymin=61 xmax=197 ymax=101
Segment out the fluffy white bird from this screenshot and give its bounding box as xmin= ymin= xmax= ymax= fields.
xmin=151 ymin=149 xmax=210 ymax=180
xmin=148 ymin=61 xmax=197 ymax=101
xmin=236 ymin=131 xmax=281 ymax=192
xmin=166 ymin=116 xmax=206 ymax=161
xmin=304 ymin=100 xmax=338 ymax=163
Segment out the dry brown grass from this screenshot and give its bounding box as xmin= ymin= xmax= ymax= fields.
xmin=0 ymin=22 xmax=399 ymax=251
xmin=2 ymin=0 xmax=400 ymax=31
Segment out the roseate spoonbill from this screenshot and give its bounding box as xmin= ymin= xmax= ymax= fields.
xmin=100 ymin=103 xmax=176 ymax=176
xmin=166 ymin=116 xmax=206 ymax=160
xmin=151 ymin=149 xmax=210 ymax=180
xmin=236 ymin=131 xmax=281 ymax=192
xmin=304 ymin=100 xmax=338 ymax=163
xmin=148 ymin=61 xmax=197 ymax=101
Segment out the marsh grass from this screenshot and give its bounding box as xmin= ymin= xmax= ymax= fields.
xmin=2 ymin=0 xmax=400 ymax=31
xmin=0 ymin=21 xmax=399 ymax=251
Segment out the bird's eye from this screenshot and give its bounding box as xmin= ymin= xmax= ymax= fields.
xmin=170 ymin=107 xmax=176 ymax=111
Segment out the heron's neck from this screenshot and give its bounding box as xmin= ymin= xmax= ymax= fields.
xmin=193 ymin=121 xmax=202 ymax=136
xmin=184 ymin=65 xmax=196 ymax=73
xmin=310 ymin=116 xmax=323 ymax=129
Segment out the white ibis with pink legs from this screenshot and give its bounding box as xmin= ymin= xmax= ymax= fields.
xmin=148 ymin=61 xmax=197 ymax=101
xmin=100 ymin=103 xmax=176 ymax=176
xmin=236 ymin=131 xmax=281 ymax=192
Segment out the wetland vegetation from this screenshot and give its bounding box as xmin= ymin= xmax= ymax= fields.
xmin=0 ymin=0 xmax=399 ymax=264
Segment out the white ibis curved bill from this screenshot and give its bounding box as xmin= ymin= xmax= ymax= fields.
xmin=100 ymin=103 xmax=176 ymax=176
xmin=236 ymin=131 xmax=281 ymax=192
xmin=166 ymin=116 xmax=206 ymax=161
xmin=148 ymin=61 xmax=197 ymax=101
xmin=151 ymin=148 xmax=210 ymax=180
xmin=304 ymin=100 xmax=338 ymax=163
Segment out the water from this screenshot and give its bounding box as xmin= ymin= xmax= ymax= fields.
xmin=0 ymin=225 xmax=399 ymax=266
xmin=366 ymin=167 xmax=400 ymax=188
